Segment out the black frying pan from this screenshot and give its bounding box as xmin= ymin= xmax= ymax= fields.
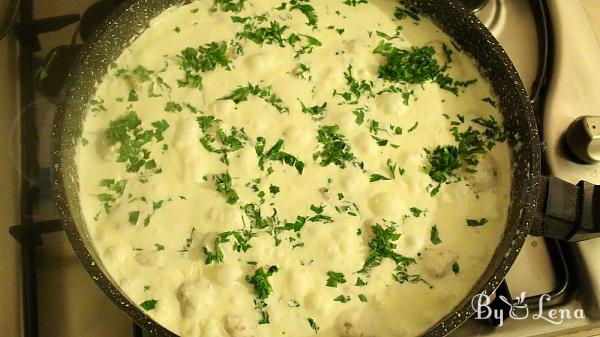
xmin=51 ymin=0 xmax=600 ymax=336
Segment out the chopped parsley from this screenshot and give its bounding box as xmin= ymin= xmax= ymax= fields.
xmin=246 ymin=266 xmax=279 ymax=324
xmin=179 ymin=227 xmax=196 ymax=252
xmin=128 ymin=211 xmax=140 ymax=225
xmin=238 ymin=19 xmax=289 ymax=47
xmin=269 ymin=185 xmax=280 ymax=195
xmin=177 ymin=41 xmax=231 ymax=90
xmin=333 ymin=295 xmax=351 ymax=303
xmin=290 ymin=0 xmax=318 ymax=28
xmin=213 ymin=172 xmax=239 ymax=204
xmin=128 ymin=89 xmax=138 ymax=102
xmin=374 ymin=43 xmax=439 ymax=84
xmin=355 ymin=277 xmax=367 ymax=286
xmin=358 ymin=294 xmax=368 ymax=302
xmin=373 ymin=42 xmax=476 ymax=95
xmin=482 ymin=97 xmax=497 ymax=107
xmin=326 ymin=271 xmax=346 ymax=287
xmin=105 ymin=110 xmax=168 ymax=173
xmin=359 ymin=223 xmax=426 ymax=285
xmin=198 ymin=118 xmax=248 ymax=165
xmin=256 ymin=138 xmax=305 ymax=174
xmin=97 ymin=179 xmax=126 ymax=213
xmin=467 ymin=218 xmax=488 ymax=227
xmin=369 ymin=174 xmax=391 ymax=182
xmin=300 ymin=101 xmax=327 ymax=120
xmin=394 ymin=7 xmax=420 ymax=21
xmin=430 ymin=225 xmax=442 ymax=245
xmin=343 ymin=0 xmax=367 ymax=6
xmin=221 ymin=83 xmax=289 ymax=113
xmin=313 ymin=125 xmax=358 ymax=168
xmin=308 ymin=204 xmax=333 ymax=223
xmin=164 ymin=101 xmax=183 ymax=113
xmin=139 ymin=299 xmax=158 ymax=311
xmin=452 ymin=262 xmax=460 ymax=274
xmin=333 ymin=65 xmax=374 ymax=104
xmin=294 ymin=63 xmax=311 ymax=80
xmin=89 ymin=99 xmax=106 ymax=112
xmin=154 ymin=243 xmax=165 ymax=251
xmin=307 ymin=318 xmax=319 ymax=333
xmin=203 ymin=230 xmax=256 ymax=264
xmin=410 ymin=207 xmax=424 ymax=217
xmin=212 ymin=0 xmax=246 ymax=13
xmin=424 ymin=115 xmax=507 ymax=195
xmin=352 ymin=107 xmax=366 ymax=125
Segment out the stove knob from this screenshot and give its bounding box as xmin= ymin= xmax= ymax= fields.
xmin=566 ymin=116 xmax=600 ymax=164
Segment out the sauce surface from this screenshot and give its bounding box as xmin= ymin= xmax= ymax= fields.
xmin=76 ymin=1 xmax=512 ymax=336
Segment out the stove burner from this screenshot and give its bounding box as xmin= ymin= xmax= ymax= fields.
xmin=459 ymin=0 xmax=491 ymax=12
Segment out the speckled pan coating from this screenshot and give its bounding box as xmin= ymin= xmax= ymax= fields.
xmin=51 ymin=0 xmax=541 ymax=336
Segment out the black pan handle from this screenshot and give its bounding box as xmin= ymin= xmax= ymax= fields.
xmin=531 ymin=176 xmax=600 ymax=241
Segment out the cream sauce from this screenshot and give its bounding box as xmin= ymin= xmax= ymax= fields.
xmin=76 ymin=1 xmax=512 ymax=336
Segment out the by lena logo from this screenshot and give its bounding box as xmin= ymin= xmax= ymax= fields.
xmin=471 ymin=292 xmax=586 ymax=327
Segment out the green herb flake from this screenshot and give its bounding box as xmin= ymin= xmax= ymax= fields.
xmin=139 ymin=299 xmax=158 ymax=311
xmin=430 ymin=225 xmax=442 ymax=245
xmin=128 ymin=89 xmax=138 ymax=102
xmin=294 ymin=63 xmax=311 ymax=80
xmin=394 ymin=7 xmax=420 ymax=21
xmin=213 ymin=172 xmax=239 ymax=204
xmin=221 ymin=83 xmax=289 ymax=113
xmin=326 ymin=271 xmax=346 ymax=287
xmin=467 ymin=218 xmax=488 ymax=227
xmin=269 ymin=185 xmax=280 ymax=195
xmin=246 ymin=266 xmax=279 ymax=324
xmin=290 ymin=0 xmax=318 ymax=29
xmin=308 ymin=317 xmax=319 ymax=333
xmin=105 ymin=110 xmax=165 ymax=173
xmin=452 ymin=262 xmax=460 ymax=274
xmin=343 ymin=0 xmax=368 ymax=6
xmin=257 ymin=138 xmax=305 ymax=174
xmin=369 ymin=174 xmax=391 ymax=182
xmin=213 ymin=0 xmax=246 ymax=13
xmin=482 ymin=97 xmax=497 ymax=107
xmin=352 ymin=107 xmax=366 ymax=125
xmin=154 ymin=243 xmax=165 ymax=251
xmin=165 ymin=101 xmax=183 ymax=113
xmin=177 ymin=41 xmax=231 ymax=90
xmin=128 ymin=211 xmax=140 ymax=225
xmin=410 ymin=207 xmax=424 ymax=217
xmin=358 ymin=294 xmax=368 ymax=302
xmin=333 ymin=295 xmax=351 ymax=303
xmin=333 ymin=65 xmax=374 ymax=103
xmin=300 ymin=101 xmax=327 ymax=120
xmin=313 ymin=125 xmax=358 ymax=168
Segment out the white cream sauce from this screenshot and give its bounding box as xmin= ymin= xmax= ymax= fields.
xmin=76 ymin=1 xmax=512 ymax=336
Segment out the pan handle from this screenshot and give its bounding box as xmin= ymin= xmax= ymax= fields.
xmin=531 ymin=176 xmax=600 ymax=241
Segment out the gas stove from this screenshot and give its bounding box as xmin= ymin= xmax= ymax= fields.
xmin=1 ymin=1 xmax=600 ymax=337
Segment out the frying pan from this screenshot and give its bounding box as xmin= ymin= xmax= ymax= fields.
xmin=51 ymin=0 xmax=600 ymax=335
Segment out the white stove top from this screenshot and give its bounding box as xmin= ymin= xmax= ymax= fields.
xmin=1 ymin=1 xmax=600 ymax=336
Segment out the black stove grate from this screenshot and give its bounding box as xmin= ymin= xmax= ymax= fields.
xmin=7 ymin=0 xmax=141 ymax=336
